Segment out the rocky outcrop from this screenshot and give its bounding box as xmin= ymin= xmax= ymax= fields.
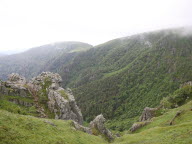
xmin=47 ymin=87 xmax=83 ymax=124
xmin=72 ymin=121 xmax=92 ymax=134
xmin=0 ymin=73 xmax=29 ymax=97
xmin=1 ymin=72 xmax=115 ymax=140
xmin=90 ymin=114 xmax=114 ymax=142
xmin=72 ymin=114 xmax=114 ymax=141
xmin=130 ymin=121 xmax=150 ymax=132
xmin=29 ymin=72 xmax=83 ymax=124
xmin=129 ymin=107 xmax=157 ymax=133
xmin=140 ymin=107 xmax=158 ymax=121
xmin=1 ymin=72 xmax=83 ymax=124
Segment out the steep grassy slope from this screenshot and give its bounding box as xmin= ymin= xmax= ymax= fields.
xmin=0 ymin=42 xmax=92 ymax=80
xmin=0 ymin=110 xmax=106 ymax=144
xmin=54 ymin=28 xmax=192 ymax=130
xmin=0 ymin=97 xmax=36 ymax=116
xmin=114 ymin=100 xmax=192 ymax=144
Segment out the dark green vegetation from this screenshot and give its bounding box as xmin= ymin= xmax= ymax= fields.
xmin=60 ymin=28 xmax=192 ymax=130
xmin=161 ymin=84 xmax=192 ymax=109
xmin=1 ymin=28 xmax=192 ymax=131
xmin=0 ymin=41 xmax=92 ymax=80
xmin=1 ymin=86 xmax=192 ymax=144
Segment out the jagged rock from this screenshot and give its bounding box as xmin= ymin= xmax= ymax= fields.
xmin=47 ymin=88 xmax=83 ymax=124
xmin=7 ymin=73 xmax=26 ymax=83
xmin=90 ymin=114 xmax=114 ymax=142
xmin=30 ymin=72 xmax=83 ymax=124
xmin=130 ymin=121 xmax=150 ymax=132
xmin=0 ymin=73 xmax=29 ymax=97
xmin=72 ymin=121 xmax=92 ymax=134
xmin=30 ymin=72 xmax=62 ymax=87
xmin=140 ymin=107 xmax=158 ymax=121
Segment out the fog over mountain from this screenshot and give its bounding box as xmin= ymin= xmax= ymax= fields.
xmin=0 ymin=0 xmax=192 ymax=54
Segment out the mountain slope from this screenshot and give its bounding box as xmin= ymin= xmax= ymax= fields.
xmin=0 ymin=42 xmax=92 ymax=80
xmin=56 ymin=28 xmax=192 ymax=129
xmin=0 ymin=110 xmax=106 ymax=144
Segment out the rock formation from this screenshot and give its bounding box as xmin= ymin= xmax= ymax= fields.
xmin=130 ymin=121 xmax=150 ymax=132
xmin=90 ymin=114 xmax=114 ymax=141
xmin=72 ymin=121 xmax=92 ymax=134
xmin=0 ymin=72 xmax=83 ymax=124
xmin=1 ymin=72 xmax=116 ymax=140
xmin=130 ymin=106 xmax=158 ymax=133
xmin=72 ymin=114 xmax=114 ymax=141
xmin=28 ymin=72 xmax=83 ymax=124
xmin=140 ymin=107 xmax=158 ymax=121
xmin=0 ymin=73 xmax=29 ymax=97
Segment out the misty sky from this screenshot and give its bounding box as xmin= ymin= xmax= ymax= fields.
xmin=0 ymin=0 xmax=192 ymax=54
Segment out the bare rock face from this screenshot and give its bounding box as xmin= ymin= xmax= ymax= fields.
xmin=90 ymin=114 xmax=114 ymax=142
xmin=7 ymin=73 xmax=26 ymax=83
xmin=47 ymin=88 xmax=83 ymax=124
xmin=72 ymin=121 xmax=92 ymax=134
xmin=1 ymin=73 xmax=29 ymax=97
xmin=30 ymin=72 xmax=83 ymax=124
xmin=140 ymin=107 xmax=158 ymax=121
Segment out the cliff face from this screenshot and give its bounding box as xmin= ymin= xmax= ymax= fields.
xmin=0 ymin=72 xmax=83 ymax=124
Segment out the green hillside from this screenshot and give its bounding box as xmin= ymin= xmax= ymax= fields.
xmin=114 ymin=100 xmax=192 ymax=144
xmin=54 ymin=28 xmax=192 ymax=130
xmin=0 ymin=110 xmax=106 ymax=144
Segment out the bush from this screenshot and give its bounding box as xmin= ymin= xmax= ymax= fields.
xmin=161 ymin=85 xmax=192 ymax=108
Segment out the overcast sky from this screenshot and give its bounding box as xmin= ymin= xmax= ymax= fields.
xmin=0 ymin=0 xmax=192 ymax=54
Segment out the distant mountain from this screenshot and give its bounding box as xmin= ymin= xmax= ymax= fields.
xmin=0 ymin=41 xmax=92 ymax=80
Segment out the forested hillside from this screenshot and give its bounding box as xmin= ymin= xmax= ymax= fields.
xmin=1 ymin=28 xmax=192 ymax=131
xmin=57 ymin=28 xmax=192 ymax=130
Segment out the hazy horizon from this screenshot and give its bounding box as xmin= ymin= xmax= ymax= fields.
xmin=0 ymin=0 xmax=192 ymax=54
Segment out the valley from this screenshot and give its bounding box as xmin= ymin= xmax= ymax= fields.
xmin=0 ymin=28 xmax=192 ymax=144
